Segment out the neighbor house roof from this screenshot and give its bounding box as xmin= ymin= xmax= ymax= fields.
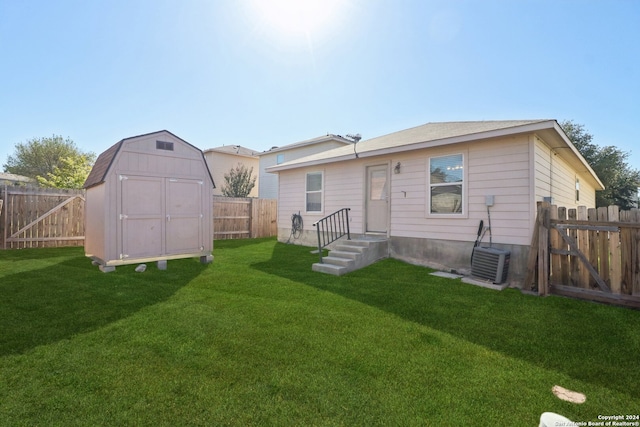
xmin=266 ymin=120 xmax=604 ymax=190
xmin=0 ymin=172 xmax=35 ymax=184
xmin=258 ymin=134 xmax=353 ymax=155
xmin=83 ymin=130 xmax=214 ymax=189
xmin=203 ymin=145 xmax=259 ymax=158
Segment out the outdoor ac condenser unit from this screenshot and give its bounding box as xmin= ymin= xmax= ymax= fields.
xmin=471 ymin=246 xmax=510 ymax=284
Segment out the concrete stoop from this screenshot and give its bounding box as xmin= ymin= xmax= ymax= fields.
xmin=312 ymin=238 xmax=389 ymax=276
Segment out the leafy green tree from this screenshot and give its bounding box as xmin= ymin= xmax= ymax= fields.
xmin=36 ymin=154 xmax=95 ymax=189
xmin=3 ymin=135 xmax=95 ymax=186
xmin=221 ymin=163 xmax=256 ymax=197
xmin=561 ymin=120 xmax=640 ymax=209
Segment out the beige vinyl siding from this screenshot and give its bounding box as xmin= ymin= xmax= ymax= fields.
xmin=259 ymin=153 xmax=279 ymax=199
xmin=277 ymin=161 xmax=365 ymax=233
xmin=204 ymin=151 xmax=259 ymax=197
xmin=534 ymin=137 xmax=597 ymax=209
xmin=276 ymin=131 xmax=597 ymax=249
xmin=391 ymin=137 xmax=532 ymax=246
xmin=277 ymin=169 xmax=307 ymax=230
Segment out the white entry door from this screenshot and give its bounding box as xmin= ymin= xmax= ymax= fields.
xmin=366 ymin=165 xmax=389 ymax=233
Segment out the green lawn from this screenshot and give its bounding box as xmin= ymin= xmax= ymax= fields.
xmin=1 ymin=238 xmax=638 ymax=426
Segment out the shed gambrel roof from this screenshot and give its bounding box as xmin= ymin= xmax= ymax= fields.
xmin=266 ymin=120 xmax=604 ymax=190
xmin=83 ymin=130 xmax=215 ymax=189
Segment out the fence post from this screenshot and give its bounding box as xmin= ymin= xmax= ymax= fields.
xmin=608 ymin=205 xmax=621 ymax=293
xmin=538 ymin=201 xmax=550 ymax=296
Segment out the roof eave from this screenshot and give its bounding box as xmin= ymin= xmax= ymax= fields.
xmin=259 ymin=135 xmax=352 ymax=156
xmin=268 ymin=120 xmax=559 ymax=172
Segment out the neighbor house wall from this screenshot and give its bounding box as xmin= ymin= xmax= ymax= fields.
xmin=260 ymin=140 xmax=351 ymax=199
xmin=204 ymin=151 xmax=259 ymax=197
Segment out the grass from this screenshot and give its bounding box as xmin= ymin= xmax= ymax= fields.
xmin=0 ymin=238 xmax=639 ymax=426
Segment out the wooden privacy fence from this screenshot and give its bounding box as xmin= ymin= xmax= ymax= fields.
xmin=527 ymin=202 xmax=640 ymax=309
xmin=213 ymin=196 xmax=277 ymax=240
xmin=0 ymin=188 xmax=277 ymax=249
xmin=0 ymin=186 xmax=85 ymax=249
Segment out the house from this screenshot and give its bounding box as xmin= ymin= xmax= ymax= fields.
xmin=258 ymin=134 xmax=354 ymax=199
xmin=266 ymin=120 xmax=604 ymax=287
xmin=83 ymin=130 xmax=215 ymax=272
xmin=203 ymin=145 xmax=260 ymax=197
xmin=0 ymin=172 xmax=35 ymax=186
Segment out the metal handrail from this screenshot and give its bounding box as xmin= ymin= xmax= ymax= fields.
xmin=312 ymin=208 xmax=351 ymax=263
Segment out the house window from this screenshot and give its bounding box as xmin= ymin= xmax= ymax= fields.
xmin=429 ymin=154 xmax=463 ymax=214
xmin=306 ymin=172 xmax=323 ymax=212
xmin=276 ymin=154 xmax=285 ymax=164
xmin=576 ymin=177 xmax=580 ymax=202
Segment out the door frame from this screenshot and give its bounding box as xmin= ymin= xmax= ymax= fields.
xmin=364 ymin=162 xmax=391 ymax=235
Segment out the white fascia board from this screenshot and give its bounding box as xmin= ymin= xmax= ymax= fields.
xmin=550 ymin=121 xmax=605 ymax=190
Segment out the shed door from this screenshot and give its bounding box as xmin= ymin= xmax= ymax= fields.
xmin=121 ymin=176 xmax=164 ymax=259
xmin=165 ymin=178 xmax=203 ymax=254
xmin=366 ymin=165 xmax=389 ymax=233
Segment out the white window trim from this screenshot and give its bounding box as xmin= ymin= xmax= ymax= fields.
xmin=305 ymin=171 xmax=324 ymax=214
xmin=426 ymin=152 xmax=468 ymax=218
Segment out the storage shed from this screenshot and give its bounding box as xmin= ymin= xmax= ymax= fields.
xmin=83 ymin=130 xmax=215 ymax=272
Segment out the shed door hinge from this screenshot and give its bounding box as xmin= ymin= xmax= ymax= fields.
xmin=120 ymin=254 xmax=129 ymax=260
xmin=119 ymin=175 xmax=128 ymax=181
xmin=119 ymin=214 xmax=128 ymax=220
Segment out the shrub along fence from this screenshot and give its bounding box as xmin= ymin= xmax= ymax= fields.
xmin=0 ymin=187 xmax=277 ymax=249
xmin=527 ymin=201 xmax=640 ymax=309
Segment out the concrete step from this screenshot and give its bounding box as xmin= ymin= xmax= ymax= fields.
xmin=335 ymin=244 xmax=366 ymax=254
xmin=313 ymin=236 xmax=390 ymax=276
xmin=328 ymin=250 xmax=361 ymax=260
xmin=321 ymin=256 xmax=354 ymax=267
xmin=312 ymin=262 xmax=348 ymax=276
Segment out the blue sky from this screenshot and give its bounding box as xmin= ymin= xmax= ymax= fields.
xmin=1 ymin=0 xmax=639 ymax=170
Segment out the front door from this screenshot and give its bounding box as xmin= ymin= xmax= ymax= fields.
xmin=366 ymin=165 xmax=389 ymax=233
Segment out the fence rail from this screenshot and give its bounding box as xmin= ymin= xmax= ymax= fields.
xmin=0 ymin=186 xmax=85 ymax=249
xmin=0 ymin=186 xmax=277 ymax=249
xmin=528 ymin=202 xmax=640 ymax=309
xmin=212 ymin=196 xmax=277 ymax=240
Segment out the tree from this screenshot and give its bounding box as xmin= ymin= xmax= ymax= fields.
xmin=561 ymin=120 xmax=640 ymax=209
xmin=36 ymin=154 xmax=95 ymax=189
xmin=221 ymin=163 xmax=256 ymax=197
xmin=3 ymin=135 xmax=96 ymax=187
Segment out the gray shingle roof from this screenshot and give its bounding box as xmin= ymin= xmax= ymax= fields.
xmin=258 ymin=134 xmax=353 ymax=155
xmin=204 ymin=145 xmax=259 ymax=157
xmin=268 ymin=120 xmax=552 ymax=170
